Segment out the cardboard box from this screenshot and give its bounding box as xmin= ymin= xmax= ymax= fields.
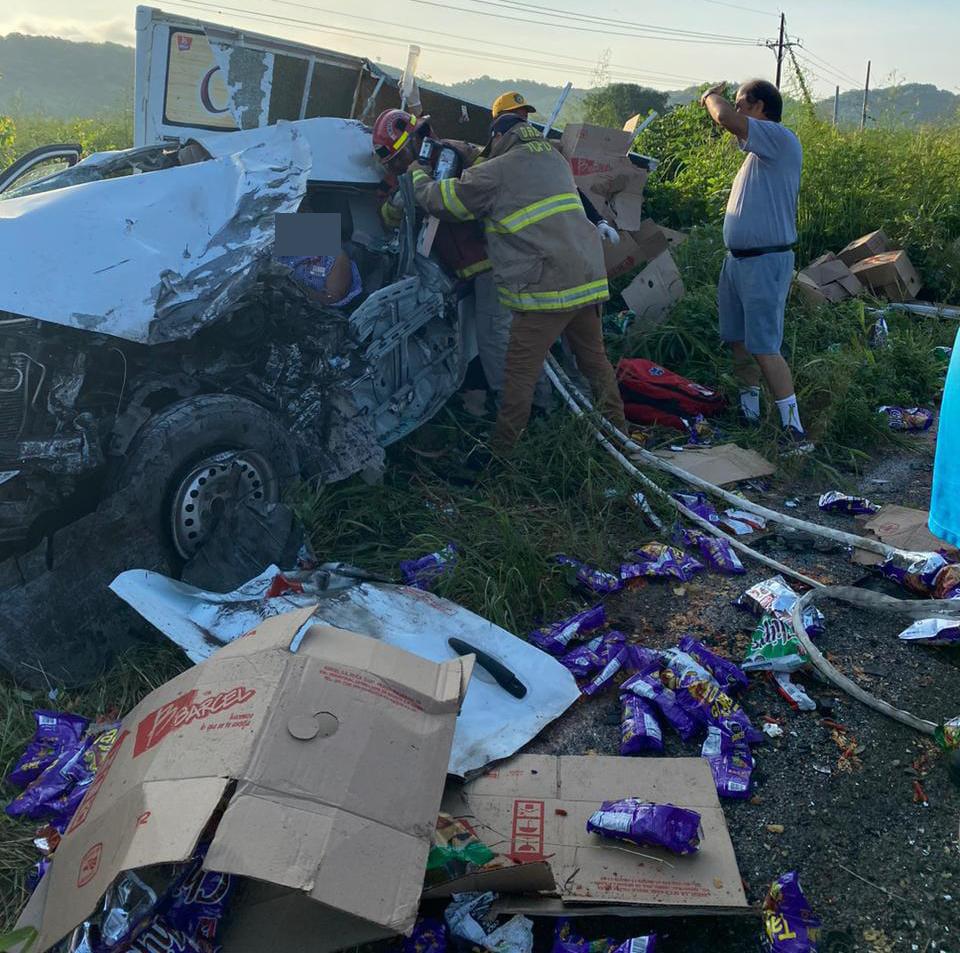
xmin=796 ymin=252 xmax=864 ymax=304
xmin=850 ymin=250 xmax=922 ymax=302
xmin=16 ymin=608 xmax=472 ymax=953
xmin=652 ymin=443 xmax=776 ymax=487
xmin=576 ymin=159 xmax=648 ymax=231
xmin=853 ymin=505 xmax=958 ymax=566
xmin=426 ymin=754 xmax=747 ymax=915
xmin=560 ymin=122 xmax=634 ymax=169
xmin=621 ymin=250 xmax=684 ymax=325
xmin=837 ymin=229 xmax=890 ymax=267
xmin=658 ymin=225 xmax=689 ymax=248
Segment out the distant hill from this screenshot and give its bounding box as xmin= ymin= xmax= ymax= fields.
xmin=817 ymin=83 xmax=959 ymax=126
xmin=0 ymin=33 xmax=957 ymax=130
xmin=0 ymin=33 xmax=133 ymax=117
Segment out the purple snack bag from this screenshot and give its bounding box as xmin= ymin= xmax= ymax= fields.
xmin=621 ymin=544 xmax=704 ymax=584
xmin=582 ymin=648 xmax=630 ymax=697
xmin=167 ymin=866 xmax=234 ymax=944
xmin=559 ymin=635 xmax=606 ymax=678
xmin=762 ymin=871 xmax=822 ymax=952
xmin=701 ymin=725 xmax=753 ymax=799
xmin=128 ymin=920 xmax=207 ymax=953
xmin=555 ymin=555 xmax=623 ymax=594
xmin=399 ymin=543 xmax=458 ymax=590
xmin=672 ymin=492 xmax=722 ymax=525
xmin=399 ymin=917 xmax=447 ymax=953
xmin=880 ymin=552 xmax=949 ymax=596
xmin=678 ymin=636 xmax=750 ymax=694
xmin=529 ymin=604 xmax=606 ymax=656
xmin=879 ymin=405 xmax=934 ymax=432
xmin=612 ymin=939 xmax=657 ymax=953
xmin=678 ymin=528 xmax=746 ymax=575
xmin=7 ymin=735 xmax=89 ymax=821
xmin=817 ymin=491 xmax=880 ymax=515
xmin=620 ymin=695 xmax=664 ymax=755
xmin=586 ymin=800 xmax=702 ymax=855
xmin=7 ymin=710 xmax=89 ymax=789
xmin=551 ymin=920 xmax=615 ymax=953
xmin=621 ymin=672 xmax=698 ymax=741
xmin=44 ymin=723 xmax=122 ymax=830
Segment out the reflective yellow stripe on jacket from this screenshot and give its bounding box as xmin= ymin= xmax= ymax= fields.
xmin=488 ymin=192 xmax=582 ymax=235
xmin=458 ymin=258 xmax=492 ymax=278
xmin=498 ymin=278 xmax=609 ymax=312
xmin=411 ymin=169 xmax=475 ymax=222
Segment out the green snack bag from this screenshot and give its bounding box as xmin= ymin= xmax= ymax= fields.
xmin=742 ymin=614 xmax=807 ymax=673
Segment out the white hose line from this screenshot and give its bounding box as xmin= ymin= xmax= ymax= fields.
xmin=791 ymin=586 xmax=960 ymax=735
xmin=546 ymin=355 xmax=905 ymax=561
xmin=545 ymin=361 xmax=823 ymax=588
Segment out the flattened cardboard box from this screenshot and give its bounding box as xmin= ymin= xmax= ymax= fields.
xmin=16 ymin=608 xmax=472 ymax=953
xmin=603 ymin=220 xmax=669 ymax=279
xmin=426 ymin=754 xmax=747 ymax=916
xmin=621 ymin=250 xmax=685 ymax=326
xmin=853 ymin=505 xmax=958 ymax=566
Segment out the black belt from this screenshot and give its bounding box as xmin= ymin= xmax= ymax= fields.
xmin=728 ymin=244 xmax=794 ymax=259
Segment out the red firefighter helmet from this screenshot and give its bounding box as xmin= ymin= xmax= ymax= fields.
xmin=372 ymin=108 xmax=429 ymax=163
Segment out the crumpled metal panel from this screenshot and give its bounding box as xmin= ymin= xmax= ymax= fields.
xmin=0 ymin=124 xmax=310 ymax=345
xmin=207 ymin=38 xmax=274 ymax=130
xmin=109 ymin=568 xmax=581 ymax=777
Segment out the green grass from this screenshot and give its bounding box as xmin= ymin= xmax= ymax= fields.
xmin=0 ymin=645 xmax=188 ymax=930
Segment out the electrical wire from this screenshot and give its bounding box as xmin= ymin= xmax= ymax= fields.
xmin=700 ymin=0 xmax=775 ymax=15
xmin=258 ymin=0 xmax=709 ymax=84
xmin=407 ymin=0 xmax=761 ymax=46
xmin=166 ymin=0 xmax=715 ymax=89
xmin=163 ymin=0 xmax=663 ymax=84
xmin=795 ymin=45 xmax=860 ymax=87
xmin=455 ymin=0 xmax=760 ymax=42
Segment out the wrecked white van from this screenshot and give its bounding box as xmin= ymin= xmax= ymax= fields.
xmin=0 ymin=6 xmax=494 ymax=563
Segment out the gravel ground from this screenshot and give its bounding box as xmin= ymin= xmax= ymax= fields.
xmin=513 ymin=429 xmax=960 ymax=953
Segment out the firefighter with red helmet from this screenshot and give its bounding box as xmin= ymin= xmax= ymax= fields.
xmin=372 ymin=108 xmax=513 ymax=404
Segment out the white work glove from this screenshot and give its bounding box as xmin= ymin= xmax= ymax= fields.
xmin=389 ymin=190 xmax=405 ymax=209
xmin=596 ymin=221 xmax=620 ymax=245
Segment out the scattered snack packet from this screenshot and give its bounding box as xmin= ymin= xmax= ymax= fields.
xmin=621 ymin=544 xmax=704 ymax=584
xmin=529 ymin=604 xmax=606 ymax=656
xmin=772 ymin=672 xmax=817 ymax=711
xmin=662 ymin=649 xmax=762 ymax=742
xmin=7 ymin=711 xmax=89 ymax=789
xmin=551 ymin=919 xmax=615 ymax=953
xmin=611 ymin=940 xmax=657 ymax=953
xmin=587 ymin=801 xmax=701 ymax=855
xmin=878 ymin=405 xmax=934 ymax=432
xmin=559 ymin=635 xmax=606 ymax=679
xmin=44 ymin=722 xmax=122 ymax=830
xmin=879 ymin=552 xmax=949 ymax=596
xmin=678 ymin=635 xmax=750 ymax=693
xmin=677 ymin=528 xmax=746 ymax=575
xmin=701 ymin=725 xmax=753 ymax=799
xmin=761 ymin=871 xmax=821 ymax=952
xmin=400 ymin=543 xmax=458 ymax=590
xmin=817 ymin=491 xmax=880 ymax=515
xmin=723 ymin=509 xmax=768 ymax=533
xmin=743 ymin=616 xmax=808 ymax=673
xmin=736 ymin=576 xmax=825 ymax=635
xmin=933 ymin=564 xmax=960 ymax=600
xmin=621 ymin=672 xmax=699 ymax=742
xmin=897 ymin=618 xmax=960 ymax=644
xmin=128 ymin=921 xmax=208 ymax=953
xmin=620 ymin=695 xmax=664 ymax=755
xmin=935 ymin=717 xmax=960 ymax=751
xmin=398 ymin=917 xmax=448 ymax=953
xmin=555 ymin=555 xmax=623 ymax=594
xmin=672 ymin=492 xmax=722 ymax=525
xmin=582 ymin=648 xmax=632 ymax=697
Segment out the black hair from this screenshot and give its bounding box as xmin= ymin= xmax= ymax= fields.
xmin=739 ymin=79 xmax=783 ymax=122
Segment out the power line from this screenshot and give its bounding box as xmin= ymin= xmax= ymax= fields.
xmin=794 ymin=45 xmax=860 ymax=87
xmin=407 ymin=0 xmax=761 ymax=46
xmin=164 ymin=0 xmax=710 ymax=88
xmin=791 ymin=52 xmax=848 ymax=90
xmin=456 ymin=0 xmax=761 ymax=42
xmin=700 ymin=0 xmax=776 ymax=15
xmin=260 ymin=0 xmax=708 ymax=83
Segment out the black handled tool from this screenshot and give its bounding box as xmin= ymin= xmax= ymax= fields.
xmin=448 ymin=637 xmax=527 ymax=699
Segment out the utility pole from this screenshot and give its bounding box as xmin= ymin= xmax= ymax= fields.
xmin=833 ymin=85 xmax=840 ymax=126
xmin=860 ymin=60 xmax=871 ymax=130
xmin=775 ymin=12 xmax=786 ymax=88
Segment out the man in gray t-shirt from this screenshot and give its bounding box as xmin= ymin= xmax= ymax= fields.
xmin=701 ymin=79 xmax=807 ymax=447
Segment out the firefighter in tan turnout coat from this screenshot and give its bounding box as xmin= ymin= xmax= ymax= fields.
xmin=410 ymin=112 xmax=627 ymax=454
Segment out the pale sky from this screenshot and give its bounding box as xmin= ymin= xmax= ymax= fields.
xmin=2 ymin=0 xmax=957 ymax=100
